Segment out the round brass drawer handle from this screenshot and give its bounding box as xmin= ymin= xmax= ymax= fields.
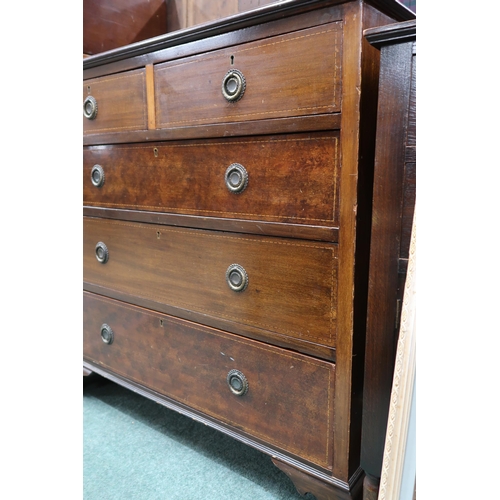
xmin=227 ymin=369 xmax=248 ymax=396
xmin=95 ymin=241 xmax=109 ymax=264
xmin=225 ymin=163 xmax=248 ymax=194
xmin=91 ymin=164 xmax=105 ymax=188
xmin=226 ymin=264 xmax=248 ymax=292
xmin=83 ymin=95 xmax=98 ymax=120
xmin=222 ymin=69 xmax=246 ymax=102
xmin=100 ymin=323 xmax=114 ymax=344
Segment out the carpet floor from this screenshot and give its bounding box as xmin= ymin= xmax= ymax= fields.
xmin=83 ymin=374 xmax=309 ymax=500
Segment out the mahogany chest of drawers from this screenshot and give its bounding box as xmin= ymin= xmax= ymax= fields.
xmin=83 ymin=1 xmax=415 ymax=499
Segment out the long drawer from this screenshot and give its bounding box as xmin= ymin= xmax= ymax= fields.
xmin=83 ymin=68 xmax=148 ymax=135
xmin=83 ymin=132 xmax=339 ymax=227
xmin=83 ymin=291 xmax=335 ymax=469
xmin=154 ymin=22 xmax=342 ymax=128
xmin=83 ymin=217 xmax=338 ymax=347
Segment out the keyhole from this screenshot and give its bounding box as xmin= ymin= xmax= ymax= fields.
xmin=153 ymin=147 xmax=158 ymax=157
xmin=230 ymin=55 xmax=234 ymax=65
xmin=156 ymin=231 xmax=161 ymax=239
xmin=87 ymin=85 xmax=91 ymax=94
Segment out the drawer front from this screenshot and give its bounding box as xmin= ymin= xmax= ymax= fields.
xmin=83 ymin=292 xmax=335 ymax=469
xmin=83 ymin=217 xmax=338 ymax=347
xmin=154 ymin=22 xmax=342 ymax=128
xmin=83 ymin=132 xmax=339 ymax=227
xmin=83 ymin=68 xmax=147 ymax=135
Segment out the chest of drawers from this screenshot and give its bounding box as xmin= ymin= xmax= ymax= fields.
xmin=83 ymin=1 xmax=415 ymax=499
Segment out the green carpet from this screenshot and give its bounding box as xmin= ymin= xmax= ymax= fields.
xmin=83 ymin=375 xmax=309 ymax=499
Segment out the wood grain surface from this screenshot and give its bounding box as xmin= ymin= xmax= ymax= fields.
xmin=154 ymin=22 xmax=342 ymax=128
xmin=83 ymin=217 xmax=338 ymax=347
xmin=83 ymin=132 xmax=339 ymax=227
xmin=84 ymin=291 xmax=335 ymax=469
xmin=83 ymin=68 xmax=147 ymax=135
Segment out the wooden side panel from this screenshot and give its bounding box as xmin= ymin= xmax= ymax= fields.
xmin=84 ymin=292 xmax=335 ymax=469
xmin=154 ymin=22 xmax=342 ymax=128
xmin=83 ymin=218 xmax=338 ymax=347
xmin=83 ymin=132 xmax=340 ymax=227
xmin=360 ymin=36 xmax=415 ymax=479
xmin=83 ymin=69 xmax=147 ymax=136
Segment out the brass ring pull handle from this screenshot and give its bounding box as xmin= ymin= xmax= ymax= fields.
xmin=83 ymin=96 xmax=98 ymax=119
xmin=95 ymin=242 xmax=109 ymax=264
xmin=100 ymin=323 xmax=114 ymax=344
xmin=225 ymin=163 xmax=248 ymax=194
xmin=227 ymin=369 xmax=249 ymax=396
xmin=91 ymin=164 xmax=105 ymax=187
xmin=222 ymin=69 xmax=246 ymax=102
xmin=226 ymin=264 xmax=248 ymax=292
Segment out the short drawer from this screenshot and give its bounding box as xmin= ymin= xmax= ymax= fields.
xmin=83 ymin=68 xmax=147 ymax=136
xmin=83 ymin=132 xmax=339 ymax=227
xmin=154 ymin=22 xmax=342 ymax=128
xmin=83 ymin=217 xmax=338 ymax=347
xmin=83 ymin=292 xmax=335 ymax=469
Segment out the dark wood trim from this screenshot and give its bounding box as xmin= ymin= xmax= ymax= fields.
xmin=83 ymin=0 xmax=414 ymax=71
xmin=360 ymin=23 xmax=415 ymax=480
xmin=83 ymin=206 xmax=339 ymax=243
xmin=363 ymin=18 xmax=415 ymax=47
